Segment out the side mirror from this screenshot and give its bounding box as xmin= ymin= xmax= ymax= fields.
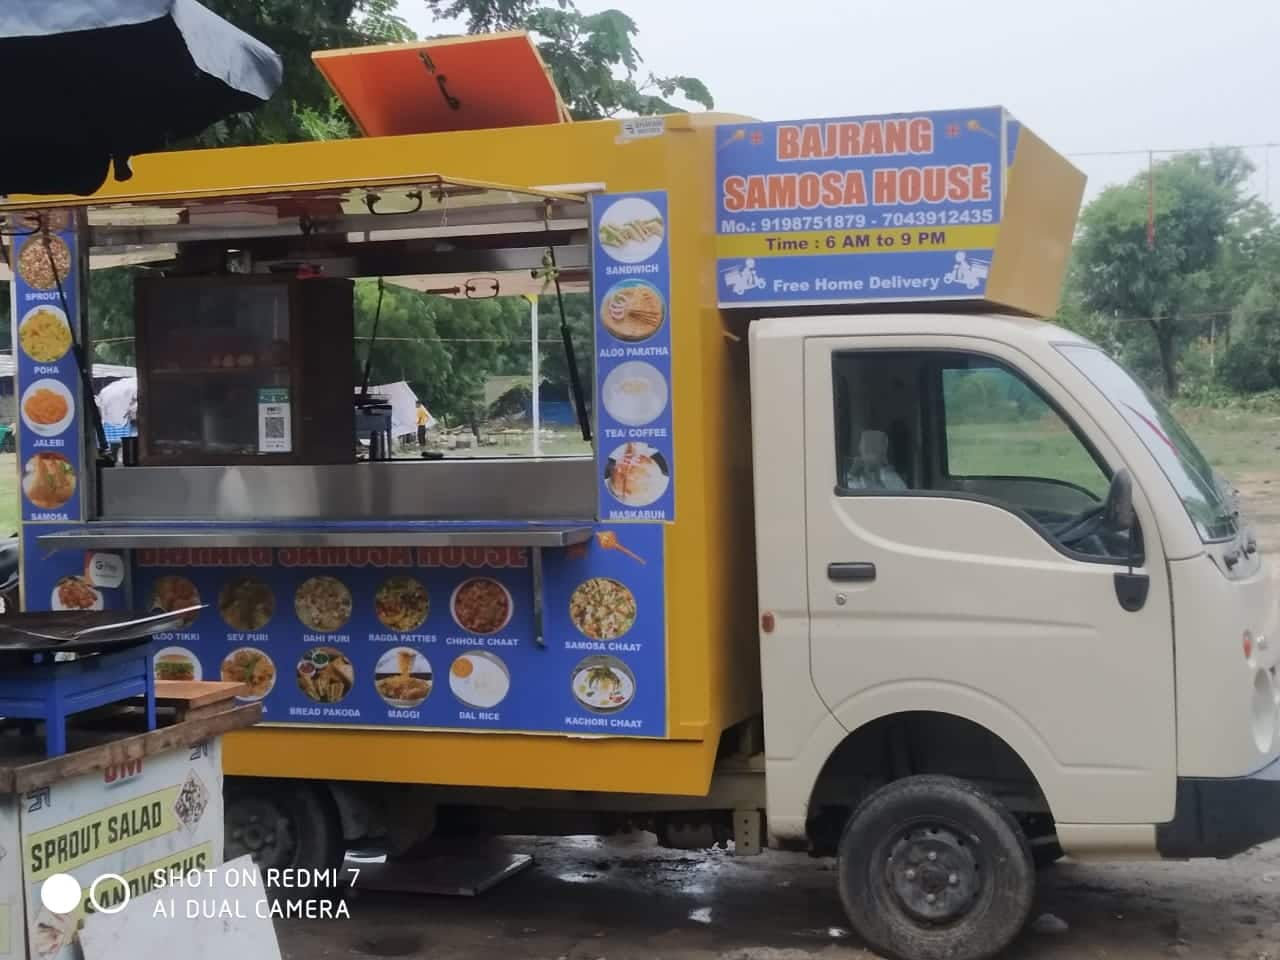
xmin=1104 ymin=468 xmax=1136 ymax=533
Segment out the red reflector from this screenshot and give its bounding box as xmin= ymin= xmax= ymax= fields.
xmin=761 ymin=612 xmax=776 ymax=634
xmin=1244 ymin=631 xmax=1254 ymax=660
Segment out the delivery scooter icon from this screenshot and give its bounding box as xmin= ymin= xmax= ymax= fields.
xmin=723 ymin=259 xmax=768 ymax=296
xmin=943 ymin=251 xmax=990 ymax=291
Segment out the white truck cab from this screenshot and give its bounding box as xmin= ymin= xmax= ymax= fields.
xmin=751 ymin=312 xmax=1280 ymax=960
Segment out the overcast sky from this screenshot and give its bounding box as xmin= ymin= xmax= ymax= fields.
xmin=398 ymin=0 xmax=1280 ymax=206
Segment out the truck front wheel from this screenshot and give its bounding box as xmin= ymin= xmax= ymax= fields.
xmin=224 ymin=778 xmax=345 ymax=883
xmin=837 ymin=775 xmax=1034 ymax=960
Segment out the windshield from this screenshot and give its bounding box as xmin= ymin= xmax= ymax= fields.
xmin=1058 ymin=345 xmax=1236 ymax=542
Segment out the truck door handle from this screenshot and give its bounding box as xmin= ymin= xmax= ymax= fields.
xmin=828 ymin=562 xmax=876 ymax=582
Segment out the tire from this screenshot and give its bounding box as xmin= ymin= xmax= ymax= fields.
xmin=837 ymin=775 xmax=1035 ymax=960
xmin=1031 ymin=840 xmax=1064 ymax=870
xmin=224 ymin=778 xmax=345 ymax=886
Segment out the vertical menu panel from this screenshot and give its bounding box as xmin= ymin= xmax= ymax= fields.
xmin=10 ymin=218 xmax=83 ymax=524
xmin=591 ymin=191 xmax=676 ymax=523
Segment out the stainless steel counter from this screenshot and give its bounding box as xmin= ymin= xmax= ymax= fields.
xmin=98 ymin=458 xmax=596 ymax=522
xmin=38 ymin=523 xmax=593 ymax=552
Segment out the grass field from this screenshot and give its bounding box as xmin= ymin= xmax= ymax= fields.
xmin=1173 ymin=405 xmax=1280 ymax=475
xmin=0 ymin=454 xmax=16 ymax=537
xmin=949 ymin=406 xmax=1280 ymax=487
xmin=946 ymin=420 xmax=1110 ymax=495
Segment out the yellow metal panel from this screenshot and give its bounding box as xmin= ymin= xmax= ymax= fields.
xmin=222 ymin=726 xmax=721 ymax=795
xmin=26 ymin=113 xmax=763 ymax=797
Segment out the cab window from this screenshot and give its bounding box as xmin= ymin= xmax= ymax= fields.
xmin=832 ymin=349 xmax=1132 ymax=561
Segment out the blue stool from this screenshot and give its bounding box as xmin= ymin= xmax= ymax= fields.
xmin=0 ymin=642 xmax=156 ymax=757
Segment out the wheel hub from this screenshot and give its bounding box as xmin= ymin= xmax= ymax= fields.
xmin=885 ymin=826 xmax=981 ymax=923
xmin=225 ymin=796 xmax=296 ymax=870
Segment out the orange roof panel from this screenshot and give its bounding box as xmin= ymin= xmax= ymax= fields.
xmin=313 ymin=32 xmax=569 ymax=138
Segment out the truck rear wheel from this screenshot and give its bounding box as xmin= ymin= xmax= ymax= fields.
xmin=837 ymin=775 xmax=1034 ymax=960
xmin=225 ymin=778 xmax=345 ymax=883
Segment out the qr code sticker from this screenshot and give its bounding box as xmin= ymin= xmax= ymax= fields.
xmin=264 ymin=416 xmax=285 ymax=440
xmin=174 ymin=769 xmax=210 ymax=831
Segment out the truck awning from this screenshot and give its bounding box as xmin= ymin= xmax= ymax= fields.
xmin=2 ymin=175 xmax=591 ymax=292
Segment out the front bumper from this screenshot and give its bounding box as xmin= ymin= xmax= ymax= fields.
xmin=1157 ymin=754 xmax=1280 ymax=859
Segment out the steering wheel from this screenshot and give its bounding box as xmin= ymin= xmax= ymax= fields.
xmin=1053 ymin=504 xmax=1107 ymax=547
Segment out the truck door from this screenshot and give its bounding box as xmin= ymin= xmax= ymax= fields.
xmin=803 ymin=336 xmax=1176 ymax=825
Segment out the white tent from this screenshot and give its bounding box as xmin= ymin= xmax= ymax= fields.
xmin=355 ymin=381 xmax=429 ymax=438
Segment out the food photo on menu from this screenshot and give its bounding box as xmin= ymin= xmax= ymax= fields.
xmin=21 ymin=380 xmax=73 ymax=437
xmin=219 ymin=576 xmax=275 ymax=630
xmin=223 ymin=647 xmax=276 ymax=700
xmin=154 ymin=646 xmax=201 ymax=681
xmin=451 ymin=576 xmax=513 ymax=635
xmin=572 ymin=655 xmax=637 ymax=714
xmin=596 ymin=196 xmax=665 ymax=262
xmin=600 ymin=280 xmax=666 ymax=342
xmin=17 ymin=304 xmax=72 ymax=363
xmin=148 ymin=575 xmax=201 ymax=626
xmin=295 ymin=575 xmax=353 ymax=632
xmin=22 ymin=453 xmax=76 ymax=510
xmin=51 ymin=574 xmax=102 ymax=611
xmin=449 ymin=650 xmax=511 ymax=710
xmin=604 ymin=441 xmax=671 ymax=507
xmin=602 ymin=361 xmax=669 ymax=426
xmin=16 ymin=232 xmax=72 ymax=290
xmin=297 ymin=647 xmax=355 ymax=703
xmin=569 ymin=576 xmax=638 ymax=641
xmin=375 ymin=647 xmax=433 ymax=708
xmin=375 ymin=575 xmax=430 ymax=632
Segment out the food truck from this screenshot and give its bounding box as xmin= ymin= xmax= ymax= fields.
xmin=7 ymin=33 xmax=1280 ymax=960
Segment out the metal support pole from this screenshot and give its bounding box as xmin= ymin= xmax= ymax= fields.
xmin=530 ymin=295 xmax=542 ymax=457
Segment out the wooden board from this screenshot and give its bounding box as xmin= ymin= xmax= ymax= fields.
xmin=0 ymin=702 xmax=261 ymax=794
xmin=153 ymin=680 xmax=248 ymax=709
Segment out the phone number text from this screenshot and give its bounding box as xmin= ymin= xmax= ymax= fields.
xmin=746 ymin=209 xmax=996 ymax=232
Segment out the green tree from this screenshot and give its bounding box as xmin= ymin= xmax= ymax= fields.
xmin=88 ymin=268 xmax=141 ymax=365
xmin=423 ymin=1 xmax=713 ymax=118
xmin=80 ymin=0 xmax=702 ymax=419
xmin=353 ymin=282 xmax=536 ymax=424
xmin=194 ymin=0 xmax=413 ymax=146
xmin=1071 ymin=147 xmax=1261 ymax=396
xmin=536 ymin=292 xmax=593 ymax=392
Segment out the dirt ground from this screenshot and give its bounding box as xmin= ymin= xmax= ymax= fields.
xmin=273 ymin=475 xmax=1280 ymax=960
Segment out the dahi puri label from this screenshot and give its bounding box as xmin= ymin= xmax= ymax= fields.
xmin=714 ymin=106 xmax=1083 ymax=316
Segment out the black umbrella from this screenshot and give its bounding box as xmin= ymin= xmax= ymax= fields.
xmin=0 ymin=0 xmax=282 ymax=197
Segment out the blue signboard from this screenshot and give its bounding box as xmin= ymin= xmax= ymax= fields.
xmin=715 ymin=107 xmax=1006 ymax=307
xmin=7 ymin=214 xmax=126 ymax=614
xmin=10 ymin=219 xmax=84 ymax=523
xmin=591 ymin=191 xmax=676 ymax=523
xmin=133 ymin=525 xmax=667 ymax=737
